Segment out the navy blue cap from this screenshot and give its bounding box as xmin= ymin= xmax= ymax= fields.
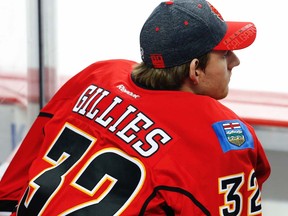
xmin=140 ymin=0 xmax=256 ymax=68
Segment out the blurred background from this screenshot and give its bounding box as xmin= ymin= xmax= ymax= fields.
xmin=0 ymin=0 xmax=287 ymax=214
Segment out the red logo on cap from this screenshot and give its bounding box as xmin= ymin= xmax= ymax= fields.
xmin=151 ymin=54 xmax=165 ymax=68
xmin=207 ymin=2 xmax=224 ymax=21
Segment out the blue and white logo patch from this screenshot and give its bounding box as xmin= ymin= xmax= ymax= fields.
xmin=212 ymin=120 xmax=254 ymax=153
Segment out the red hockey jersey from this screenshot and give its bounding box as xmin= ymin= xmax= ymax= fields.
xmin=0 ymin=59 xmax=270 ymax=215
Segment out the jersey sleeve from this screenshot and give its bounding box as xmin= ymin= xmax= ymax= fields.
xmin=0 ymin=62 xmax=100 ymax=213
xmin=0 ymin=113 xmax=52 ymax=212
xmin=243 ymin=122 xmax=271 ymax=189
xmin=254 ymin=135 xmax=271 ymax=189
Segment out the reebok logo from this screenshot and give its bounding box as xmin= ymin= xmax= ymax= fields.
xmin=116 ymin=84 xmax=140 ymax=99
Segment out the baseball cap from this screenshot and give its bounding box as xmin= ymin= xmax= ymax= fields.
xmin=140 ymin=0 xmax=257 ymax=68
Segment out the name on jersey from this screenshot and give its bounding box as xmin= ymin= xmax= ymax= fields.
xmin=72 ymin=84 xmax=172 ymax=157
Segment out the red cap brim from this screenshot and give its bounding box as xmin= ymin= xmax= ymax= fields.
xmin=213 ymin=21 xmax=257 ymax=50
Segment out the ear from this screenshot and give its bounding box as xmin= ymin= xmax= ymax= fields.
xmin=189 ymin=59 xmax=200 ymax=85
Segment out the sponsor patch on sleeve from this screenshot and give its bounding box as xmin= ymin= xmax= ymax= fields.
xmin=212 ymin=120 xmax=254 ymax=153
